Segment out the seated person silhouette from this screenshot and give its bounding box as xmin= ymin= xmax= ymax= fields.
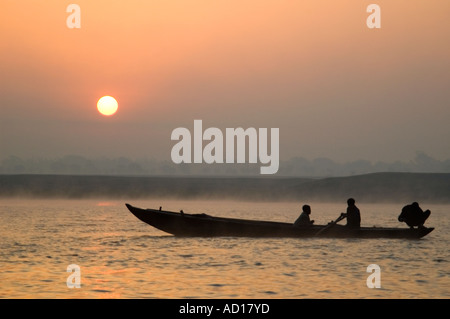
xmin=398 ymin=202 xmax=430 ymax=229
xmin=294 ymin=205 xmax=314 ymax=227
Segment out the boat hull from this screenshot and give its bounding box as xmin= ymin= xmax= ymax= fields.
xmin=125 ymin=204 xmax=434 ymax=239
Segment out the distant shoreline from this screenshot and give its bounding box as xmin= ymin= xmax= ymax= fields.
xmin=0 ymin=172 xmax=449 ymax=203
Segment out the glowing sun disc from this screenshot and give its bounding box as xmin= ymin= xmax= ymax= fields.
xmin=97 ymin=96 xmax=118 ymax=116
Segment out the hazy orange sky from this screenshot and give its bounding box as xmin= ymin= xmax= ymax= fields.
xmin=1 ymin=1 xmax=449 ymax=164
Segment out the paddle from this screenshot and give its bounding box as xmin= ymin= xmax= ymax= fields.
xmin=315 ymin=212 xmax=346 ymax=237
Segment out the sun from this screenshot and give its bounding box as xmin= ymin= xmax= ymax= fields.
xmin=97 ymin=96 xmax=118 ymax=116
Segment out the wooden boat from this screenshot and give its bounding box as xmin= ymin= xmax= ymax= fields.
xmin=125 ymin=204 xmax=434 ymax=239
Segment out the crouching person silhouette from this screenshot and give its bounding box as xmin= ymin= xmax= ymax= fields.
xmin=398 ymin=202 xmax=431 ymax=229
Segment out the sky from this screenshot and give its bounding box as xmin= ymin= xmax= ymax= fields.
xmin=1 ymin=0 xmax=449 ymax=166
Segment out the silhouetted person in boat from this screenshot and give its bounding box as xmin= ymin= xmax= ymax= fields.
xmin=398 ymin=202 xmax=430 ymax=229
xmin=294 ymin=204 xmax=314 ymax=227
xmin=344 ymin=198 xmax=361 ymax=229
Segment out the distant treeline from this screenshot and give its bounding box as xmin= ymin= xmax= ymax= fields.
xmin=1 ymin=152 xmax=450 ymax=177
xmin=1 ymin=173 xmax=449 ymax=203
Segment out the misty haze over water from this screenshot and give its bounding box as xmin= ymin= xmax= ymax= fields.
xmin=1 ymin=173 xmax=449 ymax=204
xmin=2 ymin=152 xmax=449 ymax=203
xmin=1 ymin=152 xmax=449 ymax=177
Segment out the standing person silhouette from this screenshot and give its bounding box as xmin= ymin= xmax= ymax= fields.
xmin=345 ymin=198 xmax=361 ymax=228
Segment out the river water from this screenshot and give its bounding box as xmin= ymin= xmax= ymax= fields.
xmin=0 ymin=199 xmax=448 ymax=299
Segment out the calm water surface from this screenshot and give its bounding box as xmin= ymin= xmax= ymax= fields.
xmin=0 ymin=199 xmax=448 ymax=298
